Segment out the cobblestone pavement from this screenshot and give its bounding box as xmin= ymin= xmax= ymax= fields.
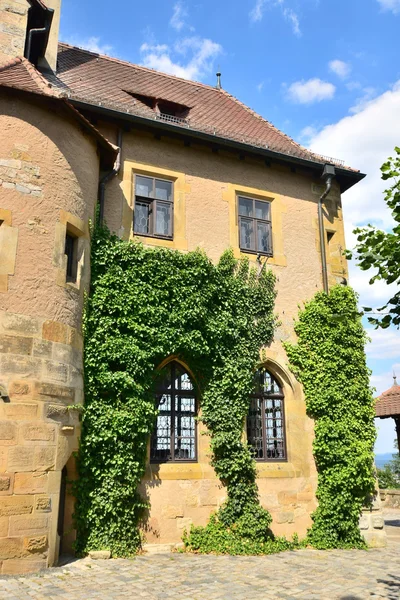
xmin=1 ymin=515 xmax=399 ymax=600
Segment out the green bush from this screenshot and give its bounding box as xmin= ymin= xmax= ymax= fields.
xmin=285 ymin=286 xmax=376 ymax=549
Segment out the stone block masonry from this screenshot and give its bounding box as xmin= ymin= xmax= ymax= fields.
xmin=0 ymin=309 xmax=84 ymax=574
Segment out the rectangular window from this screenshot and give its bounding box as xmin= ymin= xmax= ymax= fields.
xmin=134 ymin=175 xmax=173 ymax=239
xmin=238 ymin=196 xmax=272 ymax=255
xmin=65 ymin=233 xmax=78 ymax=283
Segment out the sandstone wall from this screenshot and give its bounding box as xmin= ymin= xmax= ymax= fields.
xmin=0 ymin=0 xmax=29 ymax=66
xmin=0 ymin=91 xmax=99 ymax=573
xmin=100 ymin=127 xmax=347 ymax=545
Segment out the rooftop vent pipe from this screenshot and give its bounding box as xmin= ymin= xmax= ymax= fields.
xmin=319 ymin=164 xmax=336 ymax=294
xmin=216 ymin=71 xmax=222 ymax=90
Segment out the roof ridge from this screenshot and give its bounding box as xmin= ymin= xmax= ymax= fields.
xmin=58 ymin=42 xmax=224 ymax=94
xmin=21 ymin=57 xmax=58 ymax=95
xmin=0 ymin=56 xmax=57 ymax=96
xmin=0 ymin=56 xmax=23 ymax=72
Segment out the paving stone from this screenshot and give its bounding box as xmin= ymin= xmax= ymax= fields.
xmin=0 ymin=512 xmax=399 ymax=600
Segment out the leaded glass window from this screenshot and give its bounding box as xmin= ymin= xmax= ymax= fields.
xmin=134 ymin=175 xmax=173 ymax=239
xmin=150 ymin=361 xmax=197 ymax=463
xmin=247 ymin=368 xmax=286 ymax=461
xmin=238 ymin=196 xmax=272 ymax=255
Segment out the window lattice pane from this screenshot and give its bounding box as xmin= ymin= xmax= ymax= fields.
xmin=155 ymin=179 xmax=172 ymax=201
xmin=155 ymin=202 xmax=171 ymax=236
xmin=134 ymin=202 xmax=150 ymax=234
xmin=136 ymin=176 xmax=153 ymax=198
xmin=239 ymin=197 xmax=253 ymax=217
xmin=240 ymin=218 xmax=254 ymax=250
xmin=255 ymin=200 xmax=270 ymax=220
xmin=247 ymin=370 xmax=286 ymax=462
xmin=151 ymin=362 xmax=197 ymax=463
xmin=257 ymin=222 xmax=271 ymax=254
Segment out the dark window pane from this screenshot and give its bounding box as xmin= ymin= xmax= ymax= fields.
xmin=239 ymin=197 xmax=253 ymax=217
xmin=155 ymin=179 xmax=172 ymax=201
xmin=247 ymin=369 xmax=286 ymax=462
xmin=155 ymin=202 xmax=171 ymax=237
xmin=255 ymin=200 xmax=270 ymax=220
xmin=151 ymin=362 xmax=197 ymax=463
xmin=65 ymin=234 xmax=77 ymax=283
xmin=134 ymin=202 xmax=150 ymax=234
xmin=240 ymin=218 xmax=254 ymax=250
xmin=136 ymin=176 xmax=153 ymax=198
xmin=257 ymin=222 xmax=271 ymax=254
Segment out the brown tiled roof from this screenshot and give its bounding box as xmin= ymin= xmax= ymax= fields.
xmin=0 ymin=56 xmax=56 ymax=96
xmin=0 ymin=57 xmax=118 ymax=168
xmin=375 ymin=382 xmax=400 ymax=418
xmin=55 ymin=43 xmax=352 ymax=171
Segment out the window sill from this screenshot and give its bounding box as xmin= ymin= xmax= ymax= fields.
xmin=134 ymin=232 xmax=173 ymax=242
xmin=143 ymin=462 xmax=215 ymax=481
xmin=239 ymin=248 xmax=273 ymax=258
xmin=256 ymin=462 xmax=300 ymax=479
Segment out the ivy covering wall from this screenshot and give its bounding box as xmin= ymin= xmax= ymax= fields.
xmin=74 ymin=226 xmax=281 ymax=557
xmin=285 ymin=286 xmax=377 ymax=549
xmin=75 ymin=226 xmax=376 ymax=556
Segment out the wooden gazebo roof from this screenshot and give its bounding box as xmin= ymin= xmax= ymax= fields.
xmin=375 ymin=376 xmax=400 ymax=419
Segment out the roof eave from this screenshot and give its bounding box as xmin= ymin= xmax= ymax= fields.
xmin=69 ymin=98 xmax=365 ymax=193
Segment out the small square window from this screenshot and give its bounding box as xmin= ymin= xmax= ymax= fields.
xmin=238 ymin=196 xmax=272 ymax=256
xmin=134 ymin=175 xmax=173 ymax=239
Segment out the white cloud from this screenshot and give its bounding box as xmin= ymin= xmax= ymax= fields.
xmin=63 ymin=36 xmax=112 ymax=55
xmin=250 ymin=0 xmax=301 ymax=35
xmin=283 ymin=7 xmax=301 ymax=36
xmin=170 ymin=2 xmax=188 ymax=31
xmin=257 ymin=81 xmax=264 ymax=92
xmin=140 ymin=37 xmax=222 ymax=81
xmin=287 ymin=78 xmax=336 ymax=104
xmin=299 ymin=125 xmax=319 ymax=141
xmin=349 ymin=87 xmax=378 ymax=114
xmin=308 ymin=81 xmax=400 ymax=314
xmin=329 ymin=59 xmax=351 ymax=79
xmin=377 ymin=0 xmax=400 ymax=14
xmin=366 ymin=330 xmax=400 ymax=361
xmin=250 ymin=0 xmax=267 ymax=22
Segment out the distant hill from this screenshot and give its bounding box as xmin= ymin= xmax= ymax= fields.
xmin=375 ymin=453 xmax=396 ymax=469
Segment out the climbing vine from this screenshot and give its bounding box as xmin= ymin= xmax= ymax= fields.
xmin=284 ymin=286 xmax=376 ymax=549
xmin=74 ymin=225 xmax=280 ymax=557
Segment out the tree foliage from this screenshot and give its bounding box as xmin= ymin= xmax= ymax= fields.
xmin=285 ymin=286 xmax=376 ymax=549
xmin=74 ymin=226 xmax=278 ymax=556
xmin=347 ymin=147 xmax=400 ymax=328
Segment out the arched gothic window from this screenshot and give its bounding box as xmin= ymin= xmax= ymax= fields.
xmin=150 ymin=361 xmax=197 ymax=463
xmin=247 ymin=368 xmax=287 ymax=461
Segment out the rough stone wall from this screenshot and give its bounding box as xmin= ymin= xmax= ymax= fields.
xmin=0 ymin=92 xmax=99 ymax=573
xmin=0 ymin=0 xmax=29 ymax=65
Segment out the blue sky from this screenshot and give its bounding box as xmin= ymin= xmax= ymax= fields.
xmin=59 ymin=0 xmax=400 ymax=453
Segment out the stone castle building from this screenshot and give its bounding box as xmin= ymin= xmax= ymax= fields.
xmin=0 ymin=0 xmax=386 ymax=574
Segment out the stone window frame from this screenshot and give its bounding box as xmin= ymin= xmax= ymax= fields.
xmin=133 ymin=174 xmax=174 ymax=240
xmin=54 ymin=210 xmax=88 ymax=290
xmin=246 ymin=367 xmax=288 ymax=463
xmin=0 ymin=208 xmax=18 ymax=293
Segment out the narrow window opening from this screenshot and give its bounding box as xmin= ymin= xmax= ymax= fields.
xmin=65 ymin=233 xmax=78 ymax=283
xmin=151 ymin=361 xmax=197 ymax=463
xmin=247 ymin=368 xmax=287 ymax=462
xmin=0 ymin=220 xmax=4 ymax=227
xmin=327 ymin=231 xmax=335 ymax=244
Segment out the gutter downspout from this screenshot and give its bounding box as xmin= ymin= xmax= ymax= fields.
xmin=318 ymin=164 xmax=336 ymax=294
xmin=26 ymin=26 xmax=48 ymax=62
xmin=99 ymin=129 xmax=123 ymax=225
